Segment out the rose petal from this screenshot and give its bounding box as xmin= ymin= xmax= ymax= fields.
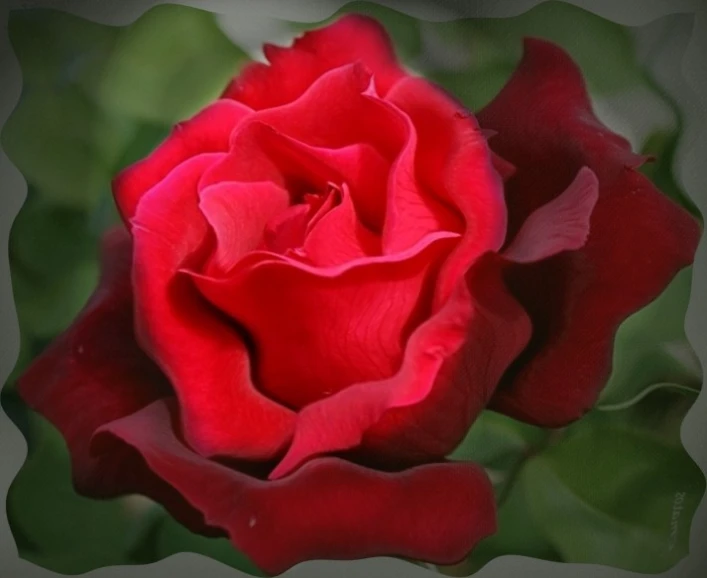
xmin=202 ymin=119 xmax=391 ymax=233
xmin=477 ymin=38 xmax=702 ymax=426
xmin=268 ymin=252 xmax=530 ymax=478
xmin=385 ymin=77 xmax=508 ymax=309
xmin=222 ymin=14 xmax=406 ymax=110
xmin=189 ymin=232 xmax=459 ymax=409
xmin=376 ymin=95 xmax=467 ymax=255
xmin=130 ymin=154 xmax=295 ymax=459
xmin=113 ymin=99 xmax=251 ymax=223
xmin=15 ymin=228 xmax=171 ymax=489
xmin=202 ymin=64 xmax=406 ymax=194
xmin=199 ymin=181 xmax=290 ymax=276
xmin=303 ymin=183 xmax=381 ymax=266
xmin=503 ymin=166 xmax=599 ymax=263
xmin=92 ymin=398 xmax=497 ymax=575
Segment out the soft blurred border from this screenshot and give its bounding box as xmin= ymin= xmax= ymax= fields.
xmin=1 ymin=1 xmax=705 ymax=577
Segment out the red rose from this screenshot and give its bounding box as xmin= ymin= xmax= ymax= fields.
xmin=17 ymin=14 xmax=700 ymax=574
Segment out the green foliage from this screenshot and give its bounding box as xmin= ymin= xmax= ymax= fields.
xmin=417 ymin=1 xmax=644 ymax=110
xmin=598 ymin=267 xmax=702 ymax=409
xmin=82 ymin=5 xmax=247 ymax=124
xmin=7 ymin=413 xmax=136 ymax=574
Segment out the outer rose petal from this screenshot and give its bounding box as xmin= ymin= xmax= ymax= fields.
xmin=477 ymin=38 xmax=702 ymax=426
xmin=113 ymin=99 xmax=251 ymax=223
xmin=130 ymin=154 xmax=295 ymax=459
xmin=222 ymin=14 xmax=406 ymax=109
xmin=14 ymin=228 xmax=217 ymax=531
xmin=92 ymin=399 xmax=497 ymax=576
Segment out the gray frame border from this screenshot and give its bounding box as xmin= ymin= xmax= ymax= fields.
xmin=1 ymin=1 xmax=705 ymax=577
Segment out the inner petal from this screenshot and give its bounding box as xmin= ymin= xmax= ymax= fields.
xmin=189 ymin=232 xmax=459 ymax=409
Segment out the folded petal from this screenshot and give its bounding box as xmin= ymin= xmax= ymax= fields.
xmin=130 ymin=154 xmax=295 ymax=459
xmin=477 ymin=38 xmax=702 ymax=426
xmin=199 ymin=181 xmax=290 ymax=276
xmin=385 ymin=77 xmax=508 ymax=309
xmin=268 ymin=252 xmax=530 ymax=479
xmin=222 ymin=14 xmax=406 ymax=110
xmin=201 ymin=120 xmax=390 ymax=233
xmin=16 ymin=227 xmax=171 ymax=493
xmin=113 ymin=99 xmax=251 ymax=223
xmin=189 ymin=232 xmax=459 ymax=410
xmin=503 ymin=166 xmax=599 ymax=263
xmin=303 ymin=183 xmax=381 ymax=266
xmin=92 ymin=399 xmax=497 ymax=575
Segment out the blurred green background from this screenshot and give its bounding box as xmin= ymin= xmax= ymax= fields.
xmin=1 ymin=2 xmax=703 ymax=576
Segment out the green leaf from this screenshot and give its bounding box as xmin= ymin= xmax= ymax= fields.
xmin=7 ymin=413 xmax=137 ymax=574
xmin=12 ymin=258 xmax=99 ymax=339
xmin=1 ymin=83 xmax=135 ymax=210
xmin=10 ymin=192 xmax=99 ymax=278
xmin=85 ymin=4 xmax=248 ymax=124
xmin=522 ymin=389 xmax=704 ymax=573
xmin=437 ymin=465 xmax=561 ymax=577
xmin=448 ymin=410 xmax=545 ymax=471
xmin=7 ymin=9 xmax=120 ymax=87
xmin=639 ymin=129 xmax=703 ymax=219
xmin=149 ymin=510 xmax=265 ymax=576
xmin=598 ymin=266 xmax=701 ymax=408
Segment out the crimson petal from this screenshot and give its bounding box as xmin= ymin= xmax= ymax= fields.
xmin=92 ymin=399 xmax=497 ymax=575
xmin=130 ymin=154 xmax=295 ymax=459
xmin=477 ymin=38 xmax=701 ymax=426
xmin=222 ymin=14 xmax=406 ymax=110
xmin=113 ymin=99 xmax=251 ymax=223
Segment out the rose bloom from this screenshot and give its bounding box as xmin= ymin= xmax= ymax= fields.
xmin=18 ymin=14 xmax=700 ymax=574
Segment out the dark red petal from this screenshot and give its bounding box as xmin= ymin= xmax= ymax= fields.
xmin=15 ymin=227 xmax=170 ymax=492
xmin=222 ymin=14 xmax=407 ymax=110
xmin=268 ymin=252 xmax=530 ymax=478
xmin=385 ymin=77 xmax=508 ymax=310
xmin=93 ymin=399 xmax=497 ymax=575
xmin=477 ymin=38 xmax=702 ymax=426
xmin=189 ymin=232 xmax=459 ymax=410
xmin=130 ymin=154 xmax=295 ymax=459
xmin=113 ymin=99 xmax=251 ymax=224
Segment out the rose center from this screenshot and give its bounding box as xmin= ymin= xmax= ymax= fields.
xmin=258 ymin=182 xmax=342 ymax=258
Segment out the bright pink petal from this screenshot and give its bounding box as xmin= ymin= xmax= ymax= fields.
xmin=130 ymin=154 xmax=295 ymax=459
xmin=477 ymin=38 xmax=702 ymax=426
xmin=385 ymin=77 xmax=508 ymax=310
xmin=198 ymin=181 xmax=290 ymax=276
xmin=92 ymin=399 xmax=497 ymax=575
xmin=189 ymin=232 xmax=459 ymax=410
xmin=269 ymin=253 xmax=530 ymax=479
xmin=222 ymin=14 xmax=407 ymax=110
xmin=113 ymin=99 xmax=251 ymax=223
xmin=503 ymin=166 xmax=599 ymax=263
